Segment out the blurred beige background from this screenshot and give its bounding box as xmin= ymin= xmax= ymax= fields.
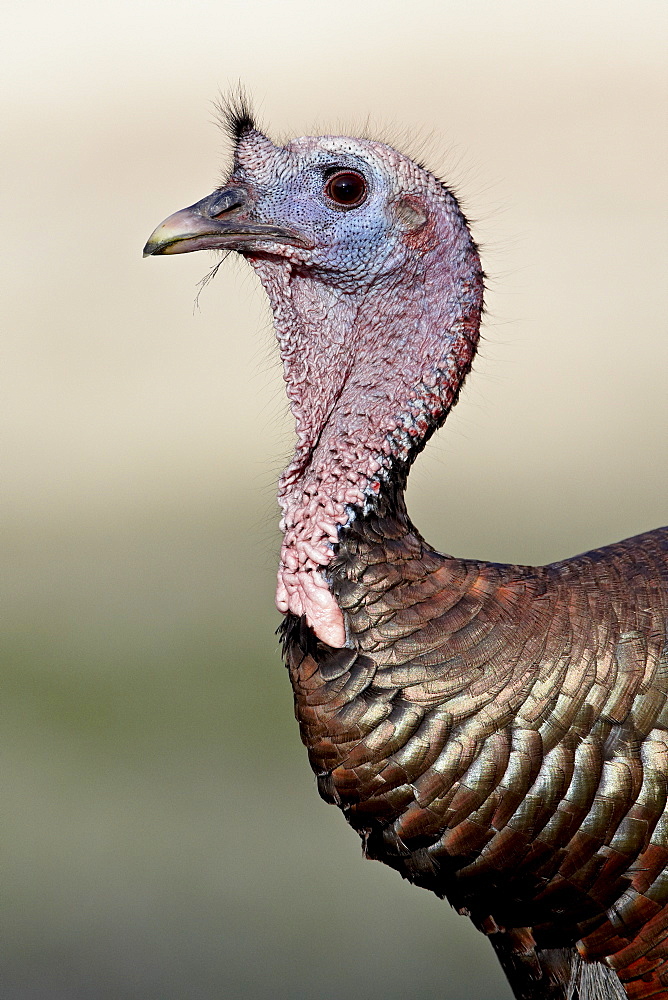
xmin=2 ymin=1 xmax=666 ymax=998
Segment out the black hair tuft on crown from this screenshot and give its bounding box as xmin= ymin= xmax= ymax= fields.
xmin=215 ymin=86 xmax=257 ymax=141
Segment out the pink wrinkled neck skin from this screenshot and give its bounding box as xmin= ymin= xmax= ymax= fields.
xmin=250 ymin=181 xmax=482 ymax=648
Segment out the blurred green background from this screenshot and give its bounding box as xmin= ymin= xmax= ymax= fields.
xmin=2 ymin=1 xmax=666 ymax=997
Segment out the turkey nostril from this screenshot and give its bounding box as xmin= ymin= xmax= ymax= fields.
xmin=206 ymin=186 xmax=247 ymax=218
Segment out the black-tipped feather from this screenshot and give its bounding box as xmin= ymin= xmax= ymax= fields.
xmin=215 ymin=86 xmax=257 ymax=140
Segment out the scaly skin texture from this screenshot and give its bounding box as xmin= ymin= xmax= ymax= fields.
xmin=145 ymin=110 xmax=668 ymax=998
xmin=252 ymin=237 xmax=480 ymax=647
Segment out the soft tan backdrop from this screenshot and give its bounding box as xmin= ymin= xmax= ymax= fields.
xmin=3 ymin=1 xmax=666 ymax=998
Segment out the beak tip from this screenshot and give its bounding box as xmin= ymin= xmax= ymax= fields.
xmin=143 ymin=230 xmax=166 ymax=256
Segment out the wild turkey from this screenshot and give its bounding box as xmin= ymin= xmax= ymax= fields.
xmin=144 ymin=101 xmax=668 ymax=1000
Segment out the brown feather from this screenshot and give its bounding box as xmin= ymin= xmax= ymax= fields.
xmin=282 ymin=491 xmax=668 ymax=998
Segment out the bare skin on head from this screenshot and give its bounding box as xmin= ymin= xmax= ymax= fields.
xmin=145 ymin=121 xmax=483 ymax=646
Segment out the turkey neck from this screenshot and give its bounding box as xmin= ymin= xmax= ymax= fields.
xmin=250 ymin=219 xmax=483 ymax=647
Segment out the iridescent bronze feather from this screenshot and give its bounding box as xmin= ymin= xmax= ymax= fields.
xmin=281 ymin=490 xmax=668 ymax=998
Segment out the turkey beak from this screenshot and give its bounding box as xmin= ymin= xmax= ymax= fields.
xmin=143 ymin=187 xmax=311 ymax=256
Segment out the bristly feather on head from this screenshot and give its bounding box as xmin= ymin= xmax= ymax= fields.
xmin=215 ymin=87 xmax=257 ymax=141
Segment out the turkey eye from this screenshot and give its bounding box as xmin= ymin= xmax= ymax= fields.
xmin=324 ymin=171 xmax=367 ymax=208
